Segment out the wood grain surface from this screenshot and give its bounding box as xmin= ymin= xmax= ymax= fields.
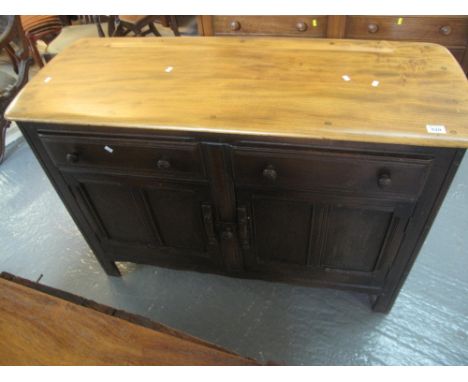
xmin=6 ymin=37 xmax=468 ymax=148
xmin=0 ymin=277 xmax=257 ymax=365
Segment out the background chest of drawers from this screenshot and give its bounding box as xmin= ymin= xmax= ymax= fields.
xmin=197 ymin=16 xmax=468 ymax=73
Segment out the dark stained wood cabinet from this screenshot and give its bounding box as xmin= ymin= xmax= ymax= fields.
xmin=6 ymin=38 xmax=468 ymax=314
xmin=17 ymin=122 xmax=464 ymax=313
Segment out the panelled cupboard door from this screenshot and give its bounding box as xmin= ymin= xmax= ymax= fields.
xmin=62 ymin=172 xmax=221 ymax=267
xmin=236 ymin=189 xmax=415 ymax=289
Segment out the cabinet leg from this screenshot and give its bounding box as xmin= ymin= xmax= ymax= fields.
xmin=0 ymin=120 xmax=8 ymax=164
xmin=98 ymin=258 xmax=121 ymax=277
xmin=371 ymin=293 xmax=395 ymax=313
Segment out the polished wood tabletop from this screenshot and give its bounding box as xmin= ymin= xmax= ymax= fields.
xmin=0 ymin=276 xmax=257 ymax=365
xmin=6 ymin=37 xmax=468 ymax=148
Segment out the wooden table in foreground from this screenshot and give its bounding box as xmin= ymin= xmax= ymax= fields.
xmin=0 ymin=273 xmax=258 ymax=365
xmin=5 ymin=37 xmax=468 ymax=313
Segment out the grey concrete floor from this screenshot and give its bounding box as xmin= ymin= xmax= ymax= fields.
xmin=0 ymin=139 xmax=467 ymax=365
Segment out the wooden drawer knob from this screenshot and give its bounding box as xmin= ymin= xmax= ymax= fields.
xmin=367 ymin=23 xmax=379 ymax=33
xmin=378 ymin=173 xmax=392 ymax=188
xmin=230 ymin=20 xmax=241 ymax=31
xmin=66 ymin=152 xmax=79 ymax=163
xmin=296 ymin=22 xmax=308 ymax=32
xmin=157 ymin=159 xmax=171 ymax=169
xmin=262 ymin=165 xmax=277 ymax=181
xmin=439 ymin=25 xmax=452 ymax=35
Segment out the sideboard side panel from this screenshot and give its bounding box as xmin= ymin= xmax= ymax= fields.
xmin=373 ymin=148 xmax=466 ymax=312
xmin=17 ymin=122 xmax=121 ymax=276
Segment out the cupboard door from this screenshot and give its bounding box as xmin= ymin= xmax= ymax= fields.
xmin=140 ymin=183 xmax=216 ymax=255
xmin=315 ymin=203 xmax=412 ymax=278
xmin=238 ymin=190 xmax=414 ymax=288
xmin=239 ymin=195 xmax=316 ymax=268
xmin=63 ymin=172 xmax=220 ymax=266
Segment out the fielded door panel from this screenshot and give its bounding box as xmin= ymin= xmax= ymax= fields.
xmin=62 ymin=172 xmax=220 ymax=267
xmin=236 ymin=189 xmax=415 ymax=288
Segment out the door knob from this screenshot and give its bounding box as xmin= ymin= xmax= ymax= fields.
xmin=222 ymin=227 xmax=234 ymax=240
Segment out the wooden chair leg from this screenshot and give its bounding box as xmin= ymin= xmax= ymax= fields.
xmin=28 ymin=38 xmax=44 ymax=68
xmin=159 ymin=16 xmax=170 ymax=27
xmin=148 ymin=23 xmax=161 ymax=37
xmin=113 ymin=23 xmax=125 ymax=36
xmin=5 ymin=45 xmax=19 ymax=73
xmin=169 ymin=16 xmax=180 ymax=36
xmin=120 ymin=23 xmax=137 ymax=36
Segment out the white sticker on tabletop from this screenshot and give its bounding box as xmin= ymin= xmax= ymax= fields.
xmin=104 ymin=145 xmax=114 ymax=153
xmin=426 ymin=125 xmax=447 ymax=134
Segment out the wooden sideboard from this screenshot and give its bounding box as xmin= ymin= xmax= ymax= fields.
xmin=197 ymin=16 xmax=468 ymax=73
xmin=6 ymin=38 xmax=468 ymax=313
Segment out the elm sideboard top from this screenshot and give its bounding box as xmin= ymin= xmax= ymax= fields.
xmin=6 ymin=37 xmax=468 ymax=148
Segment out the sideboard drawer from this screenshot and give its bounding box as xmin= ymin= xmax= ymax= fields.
xmin=39 ymin=134 xmax=206 ymax=179
xmin=345 ymin=16 xmax=468 ymax=46
xmin=231 ymin=147 xmax=431 ymax=199
xmin=213 ymin=16 xmax=328 ymax=37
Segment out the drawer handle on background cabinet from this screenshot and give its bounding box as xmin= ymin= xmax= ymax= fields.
xmin=378 ymin=173 xmax=392 ymax=188
xmin=230 ymin=20 xmax=241 ymax=31
xmin=368 ymin=23 xmax=379 ymax=33
xmin=262 ymin=165 xmax=277 ymax=181
xmin=296 ymin=22 xmax=308 ymax=32
xmin=66 ymin=152 xmax=79 ymax=163
xmin=157 ymin=159 xmax=171 ymax=170
xmin=440 ymin=25 xmax=452 ymax=35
